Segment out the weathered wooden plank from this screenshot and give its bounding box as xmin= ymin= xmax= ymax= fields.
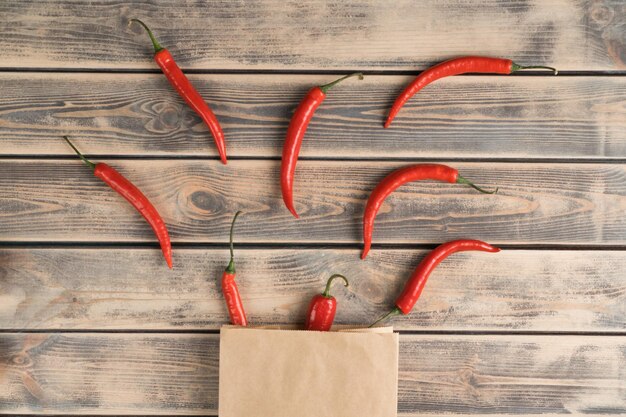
xmin=397 ymin=335 xmax=626 ymax=416
xmin=1 ymin=73 xmax=625 ymax=159
xmin=1 ymin=248 xmax=625 ymax=332
xmin=0 ymin=0 xmax=624 ymax=71
xmin=1 ymin=333 xmax=624 ymax=415
xmin=1 ymin=160 xmax=624 ymax=245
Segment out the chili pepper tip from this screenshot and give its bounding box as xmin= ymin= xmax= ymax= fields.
xmin=62 ymin=136 xmax=96 ymax=170
xmin=511 ymin=63 xmax=558 ymax=75
xmin=319 ymin=72 xmax=364 ymax=94
xmin=286 ymin=205 xmax=299 ymax=219
xmin=322 ymin=274 xmax=349 ymax=297
xmin=130 ymin=18 xmax=164 ymax=54
xmin=368 ymin=307 xmax=402 ymax=328
xmin=456 ymin=176 xmax=498 ymax=194
xmin=225 ymin=211 xmax=242 ymax=273
xmin=217 ymin=144 xmax=228 ymax=164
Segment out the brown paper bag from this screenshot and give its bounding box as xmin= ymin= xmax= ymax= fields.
xmin=219 ymin=326 xmax=399 ymax=417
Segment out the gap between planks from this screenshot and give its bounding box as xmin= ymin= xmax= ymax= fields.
xmin=1 ymin=156 xmax=625 ymax=164
xmin=1 ymin=329 xmax=626 ymax=336
xmin=1 ymin=68 xmax=626 ymax=76
xmin=0 ymin=242 xmax=626 ymax=250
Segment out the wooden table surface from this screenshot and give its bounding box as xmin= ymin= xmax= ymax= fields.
xmin=1 ymin=1 xmax=625 ymax=415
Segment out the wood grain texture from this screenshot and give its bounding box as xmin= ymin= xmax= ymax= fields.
xmin=1 ymin=333 xmax=624 ymax=415
xmin=1 ymin=160 xmax=624 ymax=245
xmin=2 ymin=1 xmax=624 ymax=416
xmin=1 ymin=248 xmax=625 ymax=332
xmin=1 ymin=73 xmax=625 ymax=159
xmin=0 ymin=0 xmax=624 ymax=71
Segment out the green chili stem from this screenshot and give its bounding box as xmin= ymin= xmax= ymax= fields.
xmin=322 ymin=274 xmax=349 ymax=298
xmin=511 ymin=63 xmax=558 ymax=75
xmin=368 ymin=307 xmax=402 ymax=328
xmin=457 ymin=176 xmax=498 ymax=194
xmin=319 ymin=72 xmax=364 ymax=94
xmin=131 ymin=19 xmax=164 ymax=54
xmin=225 ymin=211 xmax=242 ymax=273
xmin=62 ymin=136 xmax=96 ymax=170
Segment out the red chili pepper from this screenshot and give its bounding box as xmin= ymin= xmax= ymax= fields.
xmin=63 ymin=136 xmax=172 ymax=268
xmin=221 ymin=211 xmax=247 ymax=326
xmin=361 ymin=164 xmax=497 ymax=259
xmin=282 ymin=73 xmax=364 ymax=218
xmin=370 ymin=239 xmax=500 ymax=326
xmin=305 ymin=274 xmax=349 ymax=331
xmin=385 ymin=56 xmax=557 ymax=128
xmin=131 ymin=19 xmax=228 ymax=164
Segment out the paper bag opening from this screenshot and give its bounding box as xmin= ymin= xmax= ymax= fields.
xmin=219 ymin=326 xmax=399 ymax=417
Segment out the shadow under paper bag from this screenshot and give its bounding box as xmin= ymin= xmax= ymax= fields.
xmin=219 ymin=326 xmax=399 ymax=417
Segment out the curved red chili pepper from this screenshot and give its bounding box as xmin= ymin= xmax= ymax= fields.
xmin=385 ymin=56 xmax=557 ymax=128
xmin=282 ymin=73 xmax=363 ymax=218
xmin=361 ymin=164 xmax=497 ymax=259
xmin=222 ymin=211 xmax=247 ymax=326
xmin=305 ymin=274 xmax=349 ymax=331
xmin=132 ymin=19 xmax=228 ymax=164
xmin=370 ymin=239 xmax=500 ymax=327
xmin=63 ymin=137 xmax=172 ymax=268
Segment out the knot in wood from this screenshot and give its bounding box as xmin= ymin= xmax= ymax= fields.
xmin=10 ymin=353 xmax=32 ymax=368
xmin=589 ymin=1 xmax=614 ymax=27
xmin=158 ymin=105 xmax=182 ymax=130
